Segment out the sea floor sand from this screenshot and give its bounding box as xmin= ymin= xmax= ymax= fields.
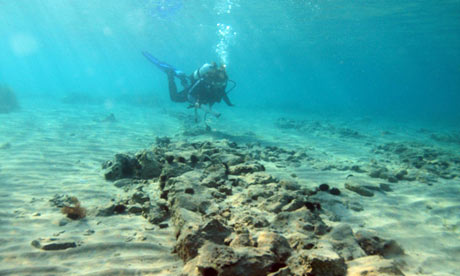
xmin=0 ymin=99 xmax=459 ymax=275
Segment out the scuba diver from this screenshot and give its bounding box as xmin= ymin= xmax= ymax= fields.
xmin=142 ymin=51 xmax=235 ymax=124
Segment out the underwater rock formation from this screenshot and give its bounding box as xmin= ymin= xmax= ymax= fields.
xmin=0 ymin=84 xmax=19 ymax=113
xmin=430 ymin=132 xmax=460 ymax=145
xmin=102 ymin=139 xmax=405 ymax=275
xmin=275 ymin=117 xmax=366 ymax=139
xmin=371 ymin=142 xmax=459 ymax=182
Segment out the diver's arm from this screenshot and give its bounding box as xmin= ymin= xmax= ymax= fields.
xmin=222 ymin=94 xmax=234 ymax=106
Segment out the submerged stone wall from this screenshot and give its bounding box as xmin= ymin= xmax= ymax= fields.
xmin=102 ymin=138 xmax=404 ymax=275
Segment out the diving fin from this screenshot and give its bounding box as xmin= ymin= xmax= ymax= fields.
xmin=142 ymin=51 xmax=188 ymax=83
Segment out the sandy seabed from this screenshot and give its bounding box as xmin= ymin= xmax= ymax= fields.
xmin=0 ymin=98 xmax=459 ymax=276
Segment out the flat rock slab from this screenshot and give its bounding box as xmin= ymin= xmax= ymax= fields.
xmin=345 ymin=183 xmax=374 ymax=197
xmin=31 ymin=239 xmax=78 ymax=251
xmin=347 ymin=255 xmax=404 ymax=276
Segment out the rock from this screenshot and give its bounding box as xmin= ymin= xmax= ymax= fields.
xmin=319 ymin=183 xmax=330 ymax=191
xmin=171 ymin=207 xmax=203 ymax=233
xmin=31 ymin=240 xmax=41 ymax=249
xmin=114 ymin=204 xmax=126 ymax=213
xmin=314 ymin=223 xmax=330 ymax=236
xmin=288 ymin=246 xmax=347 ymax=276
xmin=244 ymin=172 xmax=276 ymax=186
xmin=103 ymin=153 xmax=139 ymax=181
xmin=329 ymin=188 xmax=341 ymax=196
xmin=287 ymin=233 xmax=315 ymax=250
xmin=83 ymin=229 xmax=95 ymax=236
xmin=175 ymin=219 xmax=232 ymax=262
xmin=272 ymin=208 xmax=326 ymax=235
xmin=395 ymin=169 xmax=408 ymax=180
xmin=230 ymin=232 xmax=254 ymax=248
xmin=170 ymin=194 xmax=210 ymax=214
xmin=329 ymin=223 xmax=354 ymax=241
xmin=127 ymin=204 xmax=143 ymax=214
xmin=219 ymin=153 xmax=245 ymax=166
xmin=113 ymin=178 xmax=134 ymax=188
xmin=183 ymin=242 xmax=280 ymax=276
xmin=40 ymin=241 xmax=78 ymax=251
xmin=146 ymin=203 xmax=170 ymax=224
xmin=131 ymin=191 xmax=150 ymax=204
xmin=159 ymin=222 xmax=169 ymax=228
xmin=257 ymin=232 xmax=292 ymax=262
xmin=281 ymin=198 xmax=305 ymax=212
xmin=308 ymin=248 xmax=347 ymax=276
xmin=355 ymin=230 xmax=404 ymax=257
xmin=279 ymin=179 xmax=300 ymax=191
xmin=228 ymin=162 xmax=265 ymax=175
xmin=351 ymin=165 xmax=366 ymax=173
xmin=94 ymin=203 xmax=118 ymax=216
xmin=136 ymin=151 xmax=162 ymax=178
xmin=267 ymin=266 xmax=292 ymax=276
xmin=304 ymin=201 xmax=322 ymax=212
xmin=347 ymin=255 xmax=404 ymax=276
xmin=161 ymin=162 xmax=193 ymax=179
xmin=201 ymin=170 xmax=227 ymax=188
xmin=49 ymin=194 xmax=75 ymax=208
xmin=328 ymin=224 xmax=366 ymax=260
xmin=101 ymin=139 xmax=411 ymax=276
xmin=369 ymin=167 xmax=389 ymax=180
xmin=346 ymin=201 xmax=364 ymax=212
xmin=379 ymin=183 xmax=392 ymax=192
xmin=234 ymin=213 xmax=270 ymax=228
xmin=345 ymin=183 xmax=374 ymax=197
xmin=263 ymin=193 xmax=295 ymax=213
xmin=155 ymin=136 xmax=171 ymax=146
xmin=302 ymin=223 xmax=315 ymax=232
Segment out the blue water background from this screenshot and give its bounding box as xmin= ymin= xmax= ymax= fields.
xmin=1 ymin=0 xmax=459 ymax=125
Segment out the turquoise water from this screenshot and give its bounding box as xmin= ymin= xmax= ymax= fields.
xmin=1 ymin=1 xmax=460 ymax=275
xmin=1 ymin=0 xmax=459 ymax=123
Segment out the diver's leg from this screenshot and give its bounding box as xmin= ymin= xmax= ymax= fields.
xmin=167 ymin=71 xmax=179 ymax=102
xmin=194 ymin=107 xmax=198 ymax=123
xmin=200 ymin=104 xmax=221 ymax=118
xmin=167 ymin=71 xmax=188 ymax=102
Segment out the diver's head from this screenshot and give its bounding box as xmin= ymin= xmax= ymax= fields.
xmin=194 ymin=62 xmax=228 ymax=88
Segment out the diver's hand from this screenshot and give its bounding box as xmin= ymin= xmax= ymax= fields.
xmin=187 ymin=103 xmax=200 ymax=109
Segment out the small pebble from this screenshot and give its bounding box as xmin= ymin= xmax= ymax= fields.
xmin=319 ymin=183 xmax=330 ymax=191
xmin=58 ymin=218 xmax=69 ymax=226
xmin=329 ymin=188 xmax=341 ymax=196
xmin=31 ymin=240 xmax=41 ymax=249
xmin=83 ymin=229 xmax=95 ymax=236
xmin=379 ymin=183 xmax=392 ymax=192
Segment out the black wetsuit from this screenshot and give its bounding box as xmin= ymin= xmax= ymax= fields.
xmin=167 ymin=71 xmax=233 ymax=107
